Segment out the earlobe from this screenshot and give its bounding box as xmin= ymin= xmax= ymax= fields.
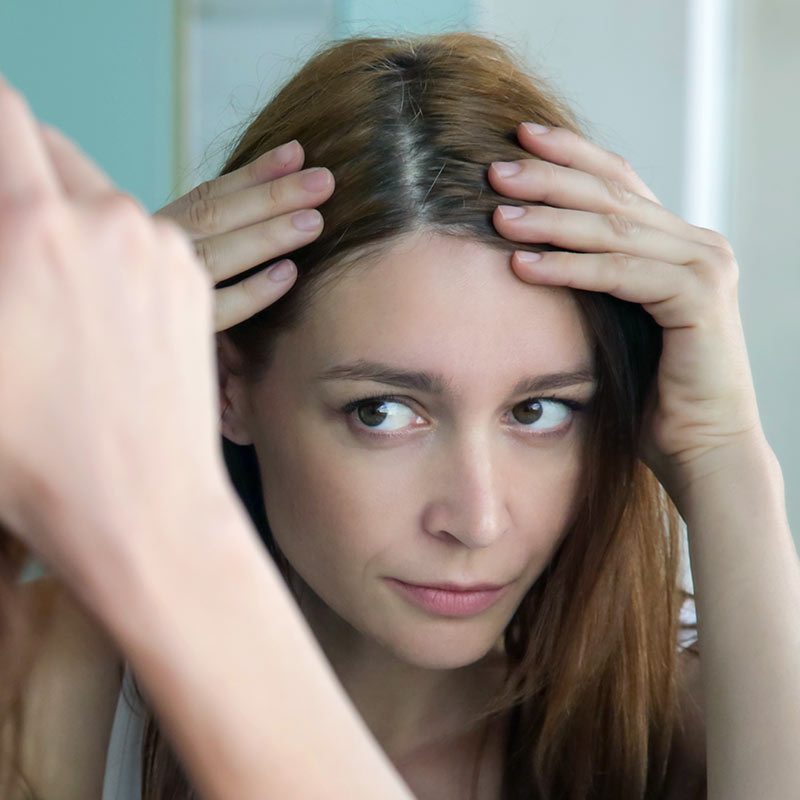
xmin=217 ymin=334 xmax=255 ymax=446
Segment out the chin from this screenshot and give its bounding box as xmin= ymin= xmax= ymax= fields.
xmin=372 ymin=623 xmax=506 ymax=671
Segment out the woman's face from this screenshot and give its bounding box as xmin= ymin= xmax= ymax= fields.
xmin=228 ymin=232 xmax=596 ymax=670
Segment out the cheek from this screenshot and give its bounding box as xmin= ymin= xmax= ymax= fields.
xmin=253 ymin=426 xmax=404 ymax=579
xmin=508 ymin=440 xmax=587 ymax=566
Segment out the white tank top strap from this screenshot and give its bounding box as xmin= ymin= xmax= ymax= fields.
xmin=102 ymin=662 xmax=145 ymax=800
xmin=678 ymin=593 xmax=699 ymax=651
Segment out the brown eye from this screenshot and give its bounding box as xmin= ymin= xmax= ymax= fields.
xmin=350 ymin=399 xmax=420 ymax=431
xmin=357 ymin=401 xmax=389 ymax=427
xmin=509 ymin=398 xmax=575 ymax=433
xmin=512 ymin=399 xmax=544 ymax=425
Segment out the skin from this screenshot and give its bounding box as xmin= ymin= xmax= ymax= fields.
xmin=219 ymin=230 xmax=597 ymax=765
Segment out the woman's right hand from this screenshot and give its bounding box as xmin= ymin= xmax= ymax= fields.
xmin=156 ymin=142 xmax=335 ymax=331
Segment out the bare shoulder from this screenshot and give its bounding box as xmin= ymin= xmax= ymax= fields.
xmin=1 ymin=575 xmax=124 ymax=800
xmin=662 ymin=647 xmax=707 ymax=800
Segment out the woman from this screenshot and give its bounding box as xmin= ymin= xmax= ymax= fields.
xmin=1 ymin=33 xmax=798 ymax=800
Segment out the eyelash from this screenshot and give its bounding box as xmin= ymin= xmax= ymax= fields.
xmin=340 ymin=393 xmax=589 ymax=440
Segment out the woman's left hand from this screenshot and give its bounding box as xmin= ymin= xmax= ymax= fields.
xmin=489 ymin=122 xmax=762 ymax=506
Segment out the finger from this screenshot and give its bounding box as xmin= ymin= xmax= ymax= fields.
xmin=159 ymin=140 xmax=305 ymax=218
xmin=510 ymin=250 xmax=697 ymax=329
xmin=0 ymin=78 xmax=60 ymax=202
xmin=39 ymin=124 xmax=114 ymax=200
xmin=198 ymin=209 xmax=323 ymax=283
xmin=174 ymin=166 xmax=334 ymax=238
xmin=493 ymin=204 xmax=704 ymax=266
xmin=515 ymin=123 xmax=661 ymax=205
xmin=488 ymin=157 xmax=722 ymax=250
xmin=214 ymin=259 xmax=297 ymax=332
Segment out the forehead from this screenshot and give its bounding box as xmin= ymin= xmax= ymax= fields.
xmin=278 ymin=232 xmax=592 ymax=385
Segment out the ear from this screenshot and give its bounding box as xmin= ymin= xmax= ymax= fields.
xmin=216 ymin=333 xmax=255 ymax=446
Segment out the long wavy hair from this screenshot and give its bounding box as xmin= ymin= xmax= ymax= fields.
xmin=0 ymin=31 xmax=695 ymax=800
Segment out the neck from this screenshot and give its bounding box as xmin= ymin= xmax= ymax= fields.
xmin=293 ymin=574 xmax=507 ymax=764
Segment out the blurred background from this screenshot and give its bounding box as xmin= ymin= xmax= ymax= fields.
xmin=1 ymin=0 xmax=798 ymax=542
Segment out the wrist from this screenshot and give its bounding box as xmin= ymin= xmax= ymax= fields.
xmin=669 ymin=428 xmax=785 ymax=523
xmin=80 ymin=480 xmax=260 ymax=645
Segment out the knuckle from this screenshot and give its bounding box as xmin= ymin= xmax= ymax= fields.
xmin=530 ymin=159 xmax=559 ymax=184
xmin=254 ymin=220 xmax=286 ymax=258
xmin=247 ymin=155 xmax=269 ymax=183
xmin=1 ymin=195 xmax=63 ymax=248
xmin=187 ymin=195 xmax=219 ymax=234
xmin=102 ymin=191 xmax=146 ymax=221
xmin=693 ymin=247 xmax=739 ymax=294
xmin=710 ymin=245 xmax=740 ymax=284
xmin=536 ymin=205 xmax=561 ymax=225
xmin=526 ymin=160 xmax=560 ymax=202
xmin=240 ymin=273 xmax=263 ymax=307
xmin=611 ymin=152 xmax=636 ymax=178
xmin=266 ymin=177 xmax=284 ymax=209
xmin=700 ymin=227 xmax=734 ymax=254
xmin=606 ymin=212 xmax=638 ymax=238
xmin=188 ymin=179 xmax=213 ymax=206
xmin=101 ymin=194 xmax=147 ymax=230
xmin=216 ymin=283 xmax=253 ymax=331
xmin=602 ymin=176 xmax=636 ymax=208
xmin=609 ymin=251 xmax=635 ymax=273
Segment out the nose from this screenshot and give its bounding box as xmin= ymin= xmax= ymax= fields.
xmin=421 ymin=436 xmax=512 ymax=548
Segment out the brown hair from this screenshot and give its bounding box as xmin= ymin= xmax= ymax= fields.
xmin=138 ymin=32 xmax=694 ymax=799
xmin=0 ymin=31 xmax=695 ymax=800
xmin=0 ymin=537 xmax=57 ymax=799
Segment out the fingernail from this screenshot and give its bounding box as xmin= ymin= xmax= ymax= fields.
xmin=497 ymin=205 xmax=525 ymax=220
xmin=302 ymin=167 xmax=332 ymax=192
xmin=516 ymin=250 xmax=543 ymax=263
xmin=292 ymin=209 xmax=322 ymax=231
xmin=267 ymin=259 xmax=296 ymax=282
xmin=492 ymin=161 xmax=522 ymax=177
xmin=523 ymin=122 xmax=550 ymax=135
xmin=273 ymin=140 xmax=300 ymax=161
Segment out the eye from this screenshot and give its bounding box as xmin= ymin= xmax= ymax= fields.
xmin=509 ymin=398 xmax=578 ymax=434
xmin=346 ymin=397 xmax=424 ymax=432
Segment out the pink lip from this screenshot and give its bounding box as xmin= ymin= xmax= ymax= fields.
xmin=404 ymin=580 xmax=506 ymax=592
xmin=386 ymin=578 xmax=512 ymax=617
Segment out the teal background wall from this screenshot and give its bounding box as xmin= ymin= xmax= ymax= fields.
xmin=0 ymin=0 xmax=176 ymax=211
xmin=334 ymin=0 xmax=473 ymax=35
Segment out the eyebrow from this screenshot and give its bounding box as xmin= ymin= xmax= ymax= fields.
xmin=316 ymin=359 xmax=598 ymax=395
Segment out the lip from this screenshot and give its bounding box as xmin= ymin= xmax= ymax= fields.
xmin=386 ymin=578 xmax=512 ymax=617
xmin=400 ymin=580 xmax=506 ymax=592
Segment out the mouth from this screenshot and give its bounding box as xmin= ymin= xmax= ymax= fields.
xmin=385 ymin=578 xmax=513 ymax=617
